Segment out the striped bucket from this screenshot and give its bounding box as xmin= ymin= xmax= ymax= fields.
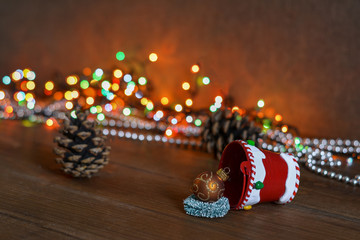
xmin=218 ymin=140 xmax=300 ymax=209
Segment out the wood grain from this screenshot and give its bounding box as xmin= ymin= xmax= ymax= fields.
xmin=0 ymin=121 xmax=359 ymax=240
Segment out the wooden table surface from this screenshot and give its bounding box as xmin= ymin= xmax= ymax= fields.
xmin=0 ymin=121 xmax=359 ymax=240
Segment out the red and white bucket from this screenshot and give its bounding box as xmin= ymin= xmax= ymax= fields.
xmin=218 ymin=140 xmax=300 ymax=209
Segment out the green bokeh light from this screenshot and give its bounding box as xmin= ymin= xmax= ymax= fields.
xmin=116 ymin=51 xmax=125 ymax=61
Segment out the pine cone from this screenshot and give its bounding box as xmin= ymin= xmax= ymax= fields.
xmin=54 ymin=110 xmax=110 ymax=178
xmin=201 ymin=109 xmax=262 ymax=160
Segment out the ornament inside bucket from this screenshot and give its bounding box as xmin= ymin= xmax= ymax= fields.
xmin=184 ymin=140 xmax=300 ymax=218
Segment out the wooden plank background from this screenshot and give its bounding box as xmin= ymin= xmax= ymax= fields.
xmin=0 ymin=120 xmax=359 ymax=239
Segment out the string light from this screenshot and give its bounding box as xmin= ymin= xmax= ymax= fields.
xmin=65 ymin=101 xmax=73 ymax=110
xmin=124 ymin=74 xmax=132 ymax=83
xmin=146 ymin=101 xmax=154 ymax=110
xmin=2 ymin=76 xmax=11 ymax=85
xmin=202 ymin=77 xmax=210 ymax=85
xmin=113 ymin=69 xmax=123 ymax=78
xmin=45 ymin=81 xmax=54 ymax=91
xmin=71 ymin=90 xmax=79 ymax=99
xmin=97 ymin=113 xmax=105 ymax=121
xmin=94 ymin=68 xmax=103 ymax=77
xmin=138 ymin=77 xmax=147 ymax=85
xmin=5 ymin=106 xmax=13 ymax=114
xmin=0 ymin=91 xmax=5 ymax=100
xmin=185 ymin=99 xmax=193 ymax=107
xmin=194 ymin=119 xmax=202 ymax=127
xmin=66 ymin=76 xmax=78 ymax=85
xmin=191 ymin=64 xmax=200 ymax=73
xmin=257 ymin=99 xmax=265 ymax=108
xmin=165 ymin=128 xmax=173 ymax=136
xmin=141 ymin=98 xmax=148 ymax=105
xmin=215 ymin=96 xmax=223 ymax=103
xmin=282 ymin=125 xmax=288 ymax=133
xmin=101 ymin=81 xmax=111 ymax=90
xmin=89 ymin=106 xmax=97 ymax=114
xmin=64 ymin=91 xmax=73 ymax=100
xmin=26 ymin=71 xmax=36 ymax=80
xmin=155 ymin=110 xmax=164 ymax=119
xmin=80 ymin=80 xmax=89 ymax=89
xmin=275 ymin=114 xmax=283 ymax=122
xmin=12 ymin=71 xmax=22 ymax=81
xmin=70 ymin=110 xmax=77 ymax=119
xmin=186 ymin=115 xmax=193 ymax=123
xmin=149 ymin=53 xmax=158 ymax=62
xmin=25 ymin=93 xmax=34 ymax=101
xmin=104 ymin=103 xmax=112 ymax=112
xmin=116 ymin=51 xmax=125 ymax=61
xmin=161 ymin=97 xmax=169 ymax=105
xmin=112 ymin=83 xmax=120 ymax=91
xmin=86 ymin=97 xmax=94 ymax=105
xmin=123 ymin=107 xmax=131 ymax=116
xmin=26 ymin=81 xmax=35 ymax=90
xmin=46 ymin=118 xmax=54 ymax=127
xmin=175 ymin=104 xmax=183 ymax=112
xmin=182 ymin=82 xmax=190 ymax=91
xmin=209 ymin=105 xmax=217 ymax=112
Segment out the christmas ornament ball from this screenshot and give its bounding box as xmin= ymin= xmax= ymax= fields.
xmin=191 ymin=171 xmax=225 ymax=202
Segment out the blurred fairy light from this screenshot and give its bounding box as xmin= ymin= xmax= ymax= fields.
xmin=2 ymin=76 xmax=11 ymax=85
xmin=0 ymin=90 xmax=5 ymax=100
xmin=182 ymin=82 xmax=190 ymax=91
xmin=45 ymin=81 xmax=54 ymax=91
xmin=26 ymin=71 xmax=36 ymax=80
xmin=80 ymin=80 xmax=89 ymax=89
xmin=282 ymin=125 xmax=288 ymax=133
xmin=116 ymin=51 xmax=125 ymax=61
xmin=101 ymin=81 xmax=111 ymax=90
xmin=149 ymin=53 xmax=158 ymax=62
xmin=138 ymin=77 xmax=147 ymax=85
xmin=86 ymin=97 xmax=94 ymax=105
xmin=97 ymin=113 xmax=105 ymax=121
xmin=202 ymin=77 xmax=210 ymax=85
xmin=185 ymin=99 xmax=193 ymax=107
xmin=66 ymin=75 xmax=78 ymax=85
xmin=113 ymin=69 xmax=123 ymax=78
xmin=65 ymin=101 xmax=73 ymax=110
xmin=257 ymin=99 xmax=265 ymax=108
xmin=123 ymin=107 xmax=131 ymax=116
xmin=194 ymin=119 xmax=202 ymax=127
xmin=161 ymin=97 xmax=169 ymax=105
xmin=165 ymin=128 xmax=173 ymax=136
xmin=94 ymin=68 xmax=103 ymax=77
xmin=146 ymin=101 xmax=154 ymax=110
xmin=124 ymin=74 xmax=132 ymax=83
xmin=26 ymin=81 xmax=35 ymax=90
xmin=186 ymin=115 xmax=193 ymax=123
xmin=275 ymin=114 xmax=283 ymax=122
xmin=191 ymin=64 xmax=200 ymax=73
xmin=70 ymin=110 xmax=77 ymax=119
xmin=175 ymin=104 xmax=183 ymax=112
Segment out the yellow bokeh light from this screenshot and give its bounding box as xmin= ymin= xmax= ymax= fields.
xmin=25 ymin=93 xmax=34 ymax=101
xmin=86 ymin=97 xmax=94 ymax=105
xmin=275 ymin=114 xmax=283 ymax=122
xmin=191 ymin=64 xmax=200 ymax=73
xmin=12 ymin=71 xmax=21 ymax=81
xmin=161 ymin=97 xmax=169 ymax=105
xmin=45 ymin=81 xmax=54 ymax=91
xmin=46 ymin=118 xmax=54 ymax=127
xmin=182 ymin=82 xmax=190 ymax=91
xmin=64 ymin=91 xmax=73 ymax=100
xmin=23 ymin=69 xmax=30 ymax=77
xmin=112 ymin=83 xmax=120 ymax=91
xmin=66 ymin=75 xmax=78 ymax=85
xmin=113 ymin=69 xmax=123 ymax=78
xmin=149 ymin=53 xmax=158 ymax=62
xmin=26 ymin=81 xmax=36 ymax=90
xmin=141 ymin=98 xmax=148 ymax=105
xmin=65 ymin=101 xmax=73 ymax=110
xmin=281 ymin=125 xmax=288 ymax=133
xmin=185 ymin=99 xmax=193 ymax=107
xmin=175 ymin=104 xmax=183 ymax=112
